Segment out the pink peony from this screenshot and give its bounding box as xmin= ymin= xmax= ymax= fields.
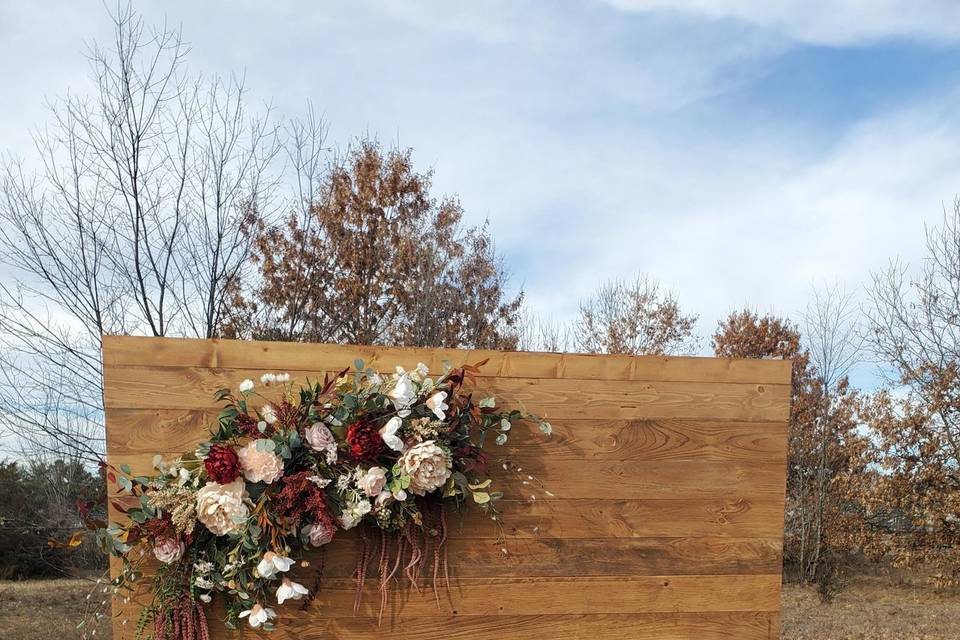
xmin=152 ymin=536 xmax=184 ymax=564
xmin=237 ymin=441 xmax=284 ymax=484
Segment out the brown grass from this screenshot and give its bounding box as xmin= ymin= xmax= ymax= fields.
xmin=1 ymin=576 xmax=958 ymax=639
xmin=0 ymin=578 xmax=112 ymax=640
xmin=780 ymin=576 xmax=960 ymax=639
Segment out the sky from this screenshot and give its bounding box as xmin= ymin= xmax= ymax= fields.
xmin=3 ymin=1 xmax=960 ymax=389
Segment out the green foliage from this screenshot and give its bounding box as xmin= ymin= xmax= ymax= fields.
xmin=0 ymin=459 xmax=106 ymax=578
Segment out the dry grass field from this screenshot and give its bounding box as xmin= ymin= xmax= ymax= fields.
xmin=1 ymin=576 xmax=958 ymax=640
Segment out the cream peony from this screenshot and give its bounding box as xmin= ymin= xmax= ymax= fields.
xmin=152 ymin=536 xmax=184 ymax=564
xmin=357 ymin=466 xmax=388 ymax=497
xmin=237 ymin=441 xmax=284 ymax=484
xmin=196 ymin=479 xmax=249 ymax=536
xmin=399 ymin=440 xmax=451 ymax=496
xmin=304 ymin=422 xmax=338 ymax=464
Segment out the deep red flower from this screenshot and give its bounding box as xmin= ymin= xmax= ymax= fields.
xmin=204 ymin=444 xmax=240 ymax=484
xmin=346 ymin=418 xmax=384 ymax=461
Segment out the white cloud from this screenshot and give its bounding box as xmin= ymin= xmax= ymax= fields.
xmin=2 ymin=0 xmax=959 ymax=395
xmin=602 ymin=0 xmax=960 ymax=46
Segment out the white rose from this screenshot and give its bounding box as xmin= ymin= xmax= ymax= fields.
xmin=358 ymin=466 xmax=388 ymax=497
xmin=239 ymin=379 xmax=255 ymax=394
xmin=196 ymin=479 xmax=249 ymax=536
xmin=399 ymin=441 xmax=452 ymax=496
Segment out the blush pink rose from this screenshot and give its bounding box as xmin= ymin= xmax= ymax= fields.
xmin=357 ymin=466 xmax=388 ymax=497
xmin=152 ymin=536 xmax=184 ymax=564
xmin=305 ymin=520 xmax=337 ymax=547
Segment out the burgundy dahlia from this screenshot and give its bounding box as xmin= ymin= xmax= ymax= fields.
xmin=346 ymin=419 xmax=384 ymax=461
xmin=204 ymin=444 xmax=240 ymax=484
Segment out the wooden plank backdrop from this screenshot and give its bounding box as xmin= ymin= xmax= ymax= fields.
xmin=103 ymin=335 xmax=792 ymax=640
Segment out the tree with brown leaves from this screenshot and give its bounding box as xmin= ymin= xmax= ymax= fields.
xmin=228 ymin=140 xmax=522 ymax=349
xmin=862 ymin=200 xmax=960 ymax=586
xmin=712 ymin=309 xmax=863 ymax=596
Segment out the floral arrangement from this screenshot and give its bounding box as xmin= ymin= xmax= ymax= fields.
xmin=100 ymin=359 xmax=551 ymax=639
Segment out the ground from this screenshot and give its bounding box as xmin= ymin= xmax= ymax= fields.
xmin=0 ymin=577 xmax=958 ymax=639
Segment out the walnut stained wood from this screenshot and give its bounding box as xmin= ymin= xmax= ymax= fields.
xmin=103 ymin=336 xmax=791 ymax=640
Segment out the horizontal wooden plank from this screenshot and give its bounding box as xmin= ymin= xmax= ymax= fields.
xmin=103 ymin=366 xmax=791 ymax=421
xmin=105 ymin=495 xmax=785 ymax=539
xmin=284 ymin=574 xmax=783 ymax=615
xmin=102 ymin=573 xmax=783 ymax=618
xmin=288 ymin=612 xmax=779 ymax=640
xmin=107 ymin=449 xmax=786 ymax=499
xmin=315 ymin=536 xmax=782 ymax=578
xmin=111 ymin=611 xmax=778 ymax=640
xmin=105 ymin=535 xmax=780 ymax=579
xmin=102 ymin=335 xmax=793 ymax=385
xmin=106 ymin=408 xmax=788 ymax=464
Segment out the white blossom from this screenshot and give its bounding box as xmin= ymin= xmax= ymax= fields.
xmin=239 ymin=604 xmax=276 ymax=629
xmin=379 ymin=416 xmax=405 ymax=452
xmin=425 ymin=391 xmax=449 ymax=420
xmin=256 ymin=551 xmax=295 ymax=579
xmin=275 ymin=578 xmax=309 ymax=605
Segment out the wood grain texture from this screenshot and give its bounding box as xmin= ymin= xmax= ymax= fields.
xmin=102 ymin=336 xmax=790 ymax=640
xmin=103 ymin=365 xmax=790 ymax=421
xmin=102 ymin=335 xmax=792 ymax=384
xmin=106 ymin=408 xmax=787 ymax=463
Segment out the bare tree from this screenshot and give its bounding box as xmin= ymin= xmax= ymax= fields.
xmin=0 ymin=5 xmax=278 ymax=463
xmin=867 ymin=198 xmax=960 ymax=466
xmin=573 ymin=273 xmax=699 ymax=355
xmin=515 ymin=309 xmax=572 ymax=353
xmin=802 ymin=281 xmax=862 ymax=598
xmin=860 ymin=198 xmax=960 ymax=586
